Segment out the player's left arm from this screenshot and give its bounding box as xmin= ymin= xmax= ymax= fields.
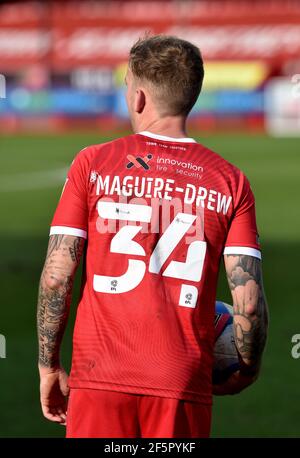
xmin=226 ymin=254 xmax=269 ymax=368
xmin=214 ymin=255 xmax=269 ymax=395
xmin=213 ymin=170 xmax=269 ymax=395
xmin=37 ymin=234 xmax=85 ymax=424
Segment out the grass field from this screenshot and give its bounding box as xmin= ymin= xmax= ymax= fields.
xmin=0 ymin=132 xmax=299 ymax=437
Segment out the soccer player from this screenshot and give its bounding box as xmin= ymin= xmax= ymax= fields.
xmin=37 ymin=35 xmax=269 ymax=438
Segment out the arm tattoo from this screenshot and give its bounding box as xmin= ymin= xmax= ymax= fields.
xmin=37 ymin=277 xmax=73 ymax=367
xmin=47 ymin=234 xmax=64 ymax=257
xmin=69 ymin=237 xmax=82 ymax=263
xmin=225 ymin=255 xmax=269 ymax=370
xmin=37 ymin=234 xmax=85 ymax=368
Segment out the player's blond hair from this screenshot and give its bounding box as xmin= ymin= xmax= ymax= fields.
xmin=129 ymin=35 xmax=204 ymax=116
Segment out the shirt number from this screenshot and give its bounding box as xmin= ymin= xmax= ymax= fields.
xmin=93 ymin=202 xmax=206 ymax=307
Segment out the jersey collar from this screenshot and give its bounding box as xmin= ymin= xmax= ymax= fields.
xmin=138 ymin=131 xmax=196 ymax=143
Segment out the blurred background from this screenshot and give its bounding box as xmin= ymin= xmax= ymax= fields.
xmin=0 ymin=0 xmax=299 ymax=437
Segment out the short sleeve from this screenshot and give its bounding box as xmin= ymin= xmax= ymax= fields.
xmin=224 ymin=172 xmax=261 ymax=259
xmin=50 ymin=149 xmax=90 ymax=239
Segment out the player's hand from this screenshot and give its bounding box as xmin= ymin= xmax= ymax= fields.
xmin=39 ymin=366 xmax=69 ymax=425
xmin=213 ymin=369 xmax=259 ymax=396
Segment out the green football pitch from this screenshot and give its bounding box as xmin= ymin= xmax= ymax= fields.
xmin=0 ymin=132 xmax=299 ymax=437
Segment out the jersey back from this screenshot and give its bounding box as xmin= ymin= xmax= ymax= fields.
xmin=50 ymin=131 xmax=260 ymax=404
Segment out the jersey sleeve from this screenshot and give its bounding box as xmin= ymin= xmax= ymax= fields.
xmin=50 ymin=148 xmax=90 ymax=239
xmin=224 ymin=172 xmax=261 ymax=259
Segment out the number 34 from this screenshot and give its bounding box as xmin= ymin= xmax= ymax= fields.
xmin=93 ymin=202 xmax=206 ymax=308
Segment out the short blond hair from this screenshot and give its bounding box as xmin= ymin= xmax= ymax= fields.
xmin=129 ymin=35 xmax=204 ymax=116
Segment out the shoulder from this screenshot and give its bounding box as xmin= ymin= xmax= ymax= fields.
xmin=195 ymin=143 xmax=253 ymax=208
xmin=76 ymin=134 xmax=136 ymax=160
xmin=199 ymin=143 xmax=242 ymax=176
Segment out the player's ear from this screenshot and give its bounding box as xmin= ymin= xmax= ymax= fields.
xmin=134 ymin=89 xmax=146 ymax=114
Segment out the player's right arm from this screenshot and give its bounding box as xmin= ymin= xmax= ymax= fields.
xmin=37 ymin=234 xmax=85 ymax=424
xmin=37 ymin=147 xmax=90 ymax=423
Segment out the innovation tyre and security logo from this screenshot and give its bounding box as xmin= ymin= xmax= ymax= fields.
xmin=126 ymin=154 xmax=153 ymax=170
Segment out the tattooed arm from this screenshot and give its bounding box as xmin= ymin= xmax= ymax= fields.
xmin=37 ymin=234 xmax=85 ymax=423
xmin=225 ymin=254 xmax=268 ymax=371
xmin=214 ymin=255 xmax=269 ymax=395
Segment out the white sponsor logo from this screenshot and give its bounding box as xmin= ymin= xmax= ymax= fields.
xmin=156 ymin=156 xmax=203 ymax=180
xmin=90 ymin=170 xmax=98 ymax=183
xmin=157 ymin=156 xmax=203 ymax=172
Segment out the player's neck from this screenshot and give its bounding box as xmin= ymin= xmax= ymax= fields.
xmin=136 ymin=116 xmax=188 ymax=139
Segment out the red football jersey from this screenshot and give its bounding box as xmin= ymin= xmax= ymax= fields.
xmin=50 ymin=131 xmax=261 ymax=404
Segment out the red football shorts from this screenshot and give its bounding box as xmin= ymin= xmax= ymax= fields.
xmin=66 ymin=388 xmax=211 ymax=438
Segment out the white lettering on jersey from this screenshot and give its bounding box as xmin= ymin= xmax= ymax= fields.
xmin=149 ymin=213 xmax=196 ymax=274
xmin=95 ymin=175 xmax=232 ymax=215
xmin=93 ymin=259 xmax=146 ymax=294
xmin=93 ymin=203 xmax=207 ymax=305
xmin=217 ymin=193 xmax=232 ymax=214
